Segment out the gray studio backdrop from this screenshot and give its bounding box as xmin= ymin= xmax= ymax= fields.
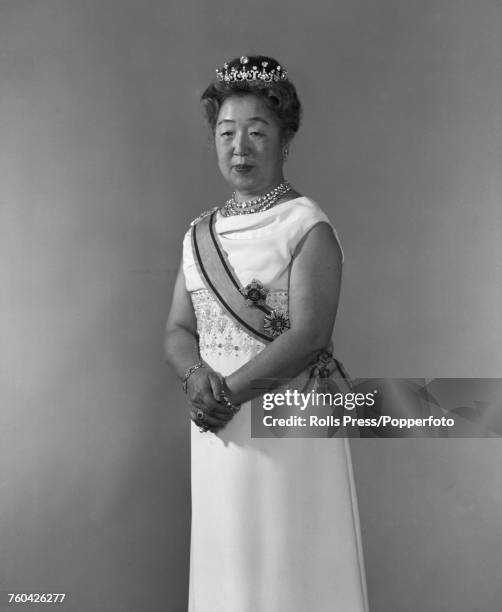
xmin=1 ymin=1 xmax=501 ymax=611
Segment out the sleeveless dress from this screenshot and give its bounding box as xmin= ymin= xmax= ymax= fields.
xmin=182 ymin=196 xmax=369 ymax=612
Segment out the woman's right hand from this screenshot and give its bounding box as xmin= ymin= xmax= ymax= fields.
xmin=186 ymin=367 xmax=235 ymax=432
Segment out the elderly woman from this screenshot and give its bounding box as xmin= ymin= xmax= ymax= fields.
xmin=164 ymin=55 xmax=369 ymax=612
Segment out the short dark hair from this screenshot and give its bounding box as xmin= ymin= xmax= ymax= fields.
xmin=201 ymin=55 xmax=302 ymax=141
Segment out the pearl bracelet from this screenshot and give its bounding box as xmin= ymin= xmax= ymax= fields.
xmin=182 ymin=361 xmax=205 ymax=394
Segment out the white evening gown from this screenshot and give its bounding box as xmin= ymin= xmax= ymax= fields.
xmin=183 ymin=197 xmax=369 ymax=612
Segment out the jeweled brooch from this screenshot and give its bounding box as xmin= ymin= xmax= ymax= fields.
xmin=263 ymin=310 xmax=290 ymax=337
xmin=240 ymin=279 xmax=269 ymax=307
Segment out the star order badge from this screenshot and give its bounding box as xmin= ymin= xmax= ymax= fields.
xmin=263 ymin=310 xmax=290 ymax=337
xmin=240 ymin=279 xmax=269 ymax=307
xmin=239 ymin=279 xmax=289 ymax=338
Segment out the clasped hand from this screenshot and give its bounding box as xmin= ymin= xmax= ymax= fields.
xmin=186 ymin=367 xmax=235 ymax=433
xmin=186 ymin=348 xmax=340 ymax=433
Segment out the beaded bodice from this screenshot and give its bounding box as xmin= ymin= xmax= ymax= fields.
xmin=190 ymin=289 xmax=289 ymax=358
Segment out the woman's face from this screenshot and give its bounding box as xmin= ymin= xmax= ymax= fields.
xmin=214 ymin=94 xmax=286 ymax=199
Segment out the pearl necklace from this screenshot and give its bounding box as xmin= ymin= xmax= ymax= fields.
xmin=220 ymin=181 xmax=292 ymax=217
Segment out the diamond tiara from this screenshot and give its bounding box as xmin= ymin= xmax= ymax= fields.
xmin=215 ymin=55 xmax=288 ymax=84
